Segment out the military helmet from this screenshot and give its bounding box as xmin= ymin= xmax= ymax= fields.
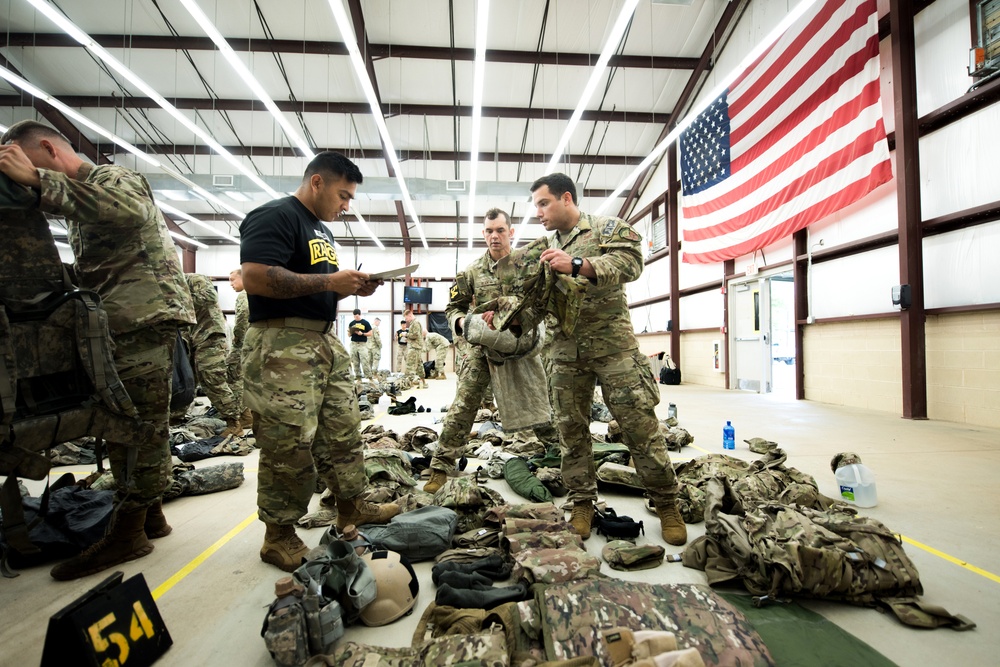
xmin=359 ymin=550 xmax=419 ymax=626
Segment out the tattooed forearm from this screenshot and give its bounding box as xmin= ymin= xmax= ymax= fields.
xmin=264 ymin=266 xmax=330 ymax=298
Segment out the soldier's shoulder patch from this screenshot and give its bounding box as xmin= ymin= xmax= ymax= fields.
xmin=450 ymin=283 xmax=459 ymax=300
xmin=618 ymin=227 xmax=640 ymax=242
xmin=602 ymin=220 xmax=618 ymax=237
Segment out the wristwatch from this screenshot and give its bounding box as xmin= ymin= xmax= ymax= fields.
xmin=571 ymin=256 xmax=584 ymax=278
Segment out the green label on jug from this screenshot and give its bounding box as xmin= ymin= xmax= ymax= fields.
xmin=840 ymin=485 xmax=855 ymax=501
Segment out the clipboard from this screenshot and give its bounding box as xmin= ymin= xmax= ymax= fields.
xmin=366 ymin=264 xmax=419 ymax=280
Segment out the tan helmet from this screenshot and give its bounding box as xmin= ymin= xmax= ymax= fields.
xmin=359 ymin=550 xmax=419 ymax=626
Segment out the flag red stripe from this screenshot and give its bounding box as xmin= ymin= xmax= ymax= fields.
xmin=683 ymin=77 xmax=883 ymax=219
xmin=683 ymin=161 xmax=893 ymax=264
xmin=684 ymin=121 xmax=888 ymax=241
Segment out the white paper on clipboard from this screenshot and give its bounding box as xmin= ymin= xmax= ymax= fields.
xmin=366 ymin=264 xmax=420 ymax=280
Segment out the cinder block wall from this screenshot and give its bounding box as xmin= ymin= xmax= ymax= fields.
xmin=926 ymin=311 xmax=1000 ymax=428
xmin=635 ymin=331 xmax=726 ymax=388
xmin=802 ymin=319 xmax=903 ymax=414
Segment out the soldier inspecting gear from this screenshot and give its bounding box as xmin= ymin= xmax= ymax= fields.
xmin=404 ymin=309 xmax=428 ymax=389
xmin=369 ymin=316 xmax=383 ymax=373
xmin=423 ymin=208 xmax=559 ymax=495
xmin=240 ymin=151 xmax=399 ymax=572
xmin=0 ymin=120 xmax=197 ymax=580
xmin=180 ymin=273 xmax=244 ymax=437
xmin=228 ymin=268 xmax=252 ymax=428
xmin=348 ymin=308 xmax=374 ymax=380
xmin=394 ymin=320 xmax=408 ymax=373
xmin=532 ymin=173 xmax=687 ymax=546
xmin=424 ymin=331 xmax=452 ymax=379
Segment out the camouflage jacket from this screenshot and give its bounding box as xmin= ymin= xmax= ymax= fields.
xmin=232 ymin=291 xmax=249 ymax=350
xmin=547 ymin=212 xmax=643 ymax=361
xmin=37 ymin=163 xmax=195 ymax=334
xmin=425 ymin=331 xmax=450 ymax=350
xmin=406 ymin=318 xmax=425 ymax=350
xmin=370 ymin=323 xmax=381 ymax=348
xmin=183 ymin=274 xmax=227 ymax=348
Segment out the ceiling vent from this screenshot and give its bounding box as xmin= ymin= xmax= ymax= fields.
xmin=213 ymin=174 xmax=235 ymax=188
xmin=446 ymin=180 xmax=466 ymax=192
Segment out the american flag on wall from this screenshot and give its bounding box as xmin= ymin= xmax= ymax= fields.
xmin=679 ymin=0 xmax=892 ymax=264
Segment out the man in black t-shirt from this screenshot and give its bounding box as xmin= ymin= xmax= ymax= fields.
xmin=348 ymin=308 xmax=373 ymax=379
xmin=394 ymin=320 xmax=408 ymax=373
xmin=240 ymin=151 xmax=399 ymax=573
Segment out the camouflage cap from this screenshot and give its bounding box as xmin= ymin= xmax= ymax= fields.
xmin=601 ymin=540 xmax=666 ymax=571
xmin=831 ymin=451 xmax=863 ymax=472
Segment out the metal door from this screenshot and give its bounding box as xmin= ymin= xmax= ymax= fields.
xmin=729 ymin=277 xmax=772 ymax=392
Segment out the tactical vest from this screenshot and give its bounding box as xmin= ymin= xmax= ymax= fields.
xmin=0 ymin=202 xmax=151 ymax=563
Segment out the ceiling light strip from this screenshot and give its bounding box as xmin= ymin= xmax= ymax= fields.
xmin=512 ymin=0 xmax=641 ymax=246
xmin=168 ymin=230 xmax=210 ymax=249
xmin=594 ymin=0 xmax=822 ymax=215
xmin=158 ymin=201 xmax=240 ymax=244
xmin=326 ymin=0 xmax=429 ymax=249
xmin=26 ymin=0 xmax=281 ymax=198
xmin=467 ymin=0 xmax=490 ymax=249
xmin=353 ymin=211 xmax=385 ymax=250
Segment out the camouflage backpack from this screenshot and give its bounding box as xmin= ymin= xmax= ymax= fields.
xmin=684 ymin=477 xmax=975 ymax=630
xmin=432 ymin=474 xmax=506 ymax=533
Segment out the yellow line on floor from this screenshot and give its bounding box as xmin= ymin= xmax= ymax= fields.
xmin=900 ymin=535 xmax=1000 ymax=584
xmin=151 ymin=511 xmax=258 ymax=600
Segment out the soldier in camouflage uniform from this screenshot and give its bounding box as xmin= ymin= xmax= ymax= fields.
xmin=532 ymin=173 xmax=686 ymax=546
xmin=394 ymin=320 xmax=407 ymax=373
xmin=425 ymin=331 xmax=452 ymax=378
xmin=347 ymin=308 xmax=374 ymax=380
xmin=368 ymin=317 xmax=383 ymax=372
xmin=424 ymin=209 xmax=558 ymax=494
xmin=227 ymin=268 xmax=251 ymax=427
xmin=404 ymin=309 xmax=428 ymax=388
xmin=182 ymin=273 xmax=243 ymax=437
xmin=240 ymin=152 xmax=399 ymax=573
xmin=0 ymin=120 xmax=197 ymax=579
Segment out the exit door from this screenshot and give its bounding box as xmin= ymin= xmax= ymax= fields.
xmin=730 ymin=277 xmax=772 ymax=393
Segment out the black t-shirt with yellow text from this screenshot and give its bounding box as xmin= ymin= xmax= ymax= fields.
xmin=396 ymin=328 xmax=408 ymax=346
xmin=239 ymin=196 xmax=340 ymax=322
xmin=349 ymin=318 xmax=371 ymax=343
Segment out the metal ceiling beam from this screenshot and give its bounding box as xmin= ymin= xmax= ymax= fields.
xmin=0 ymin=94 xmax=670 ymax=125
xmin=180 ymin=210 xmax=618 ymax=224
xmin=111 ymin=143 xmax=644 ymax=166
xmin=1 ymin=33 xmax=700 ymax=70
xmin=346 ymin=0 xmax=411 ymax=256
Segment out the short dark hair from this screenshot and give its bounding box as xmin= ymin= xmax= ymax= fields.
xmin=484 ymin=207 xmax=511 ymax=227
xmin=352 ymin=308 xmax=361 ymax=315
xmin=304 ymin=151 xmax=363 ymax=185
xmin=530 ymin=173 xmax=578 ymax=205
xmin=1 ymin=120 xmax=71 ymax=147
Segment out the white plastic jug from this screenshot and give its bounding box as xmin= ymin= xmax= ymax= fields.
xmin=835 ymin=463 xmax=877 ymax=508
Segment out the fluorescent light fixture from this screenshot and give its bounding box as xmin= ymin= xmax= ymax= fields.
xmin=512 ymin=0 xmax=640 ymax=246
xmin=158 ymin=189 xmax=194 ymax=201
xmin=178 ymin=0 xmax=314 ymax=158
xmin=0 ymin=122 xmax=8 ymax=133
xmin=467 ymin=0 xmax=490 ymax=249
xmin=54 ymin=241 xmax=72 ymax=250
xmin=169 ymin=230 xmax=209 ymax=249
xmin=25 ymin=0 xmax=281 ymax=199
xmin=0 ymin=64 xmax=245 ymax=235
xmin=594 ymin=0 xmax=822 ymax=215
xmin=352 ymin=211 xmax=385 ymax=250
xmin=223 ymin=190 xmax=251 ymax=202
xmin=157 ymin=201 xmax=240 ymax=244
xmin=326 ymin=0 xmax=429 ymax=249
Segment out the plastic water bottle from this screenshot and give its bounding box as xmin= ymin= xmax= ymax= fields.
xmin=835 ymin=464 xmax=878 ymax=508
xmin=667 ymin=403 xmax=677 ymax=420
xmin=723 ymin=421 xmax=735 ymax=450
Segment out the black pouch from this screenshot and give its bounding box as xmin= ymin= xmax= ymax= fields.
xmin=594 ymin=507 xmax=644 ymax=541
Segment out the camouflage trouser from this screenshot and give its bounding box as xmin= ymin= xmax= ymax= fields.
xmin=430 ymin=352 xmax=491 ymax=472
xmin=243 ymin=325 xmax=366 ymax=525
xmin=549 ymin=348 xmax=677 ymax=507
xmin=394 ymin=345 xmax=406 ymax=374
xmin=368 ymin=345 xmax=381 ymax=373
xmin=226 ymin=345 xmax=244 ymax=414
xmin=109 ymin=326 xmax=176 ymax=510
xmin=350 ymin=340 xmax=373 ymax=379
xmin=431 ymin=343 xmax=449 ymax=371
xmin=189 ymin=331 xmax=239 ymax=420
xmin=405 ymin=345 xmax=425 ymax=381
xmin=456 ymin=344 xmax=494 ymax=405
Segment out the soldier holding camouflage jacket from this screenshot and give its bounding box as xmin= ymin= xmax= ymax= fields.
xmin=0 ymin=120 xmax=197 ymax=580
xmin=532 ymin=173 xmax=687 ymax=546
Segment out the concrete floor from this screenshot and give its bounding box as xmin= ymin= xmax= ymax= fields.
xmin=2 ymin=376 xmax=997 ymax=666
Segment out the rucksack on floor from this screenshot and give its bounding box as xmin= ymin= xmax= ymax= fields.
xmin=659 ymin=355 xmax=680 ymax=385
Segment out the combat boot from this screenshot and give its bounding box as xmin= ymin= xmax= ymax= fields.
xmin=423 ymin=469 xmax=448 ymax=494
xmin=51 ymin=506 xmax=153 ymax=580
xmin=143 ymin=498 xmax=172 ymax=538
xmin=239 ymin=408 xmax=253 ymax=431
xmin=570 ymin=500 xmax=594 ymax=540
xmin=260 ymin=522 xmax=310 ymax=572
xmin=219 ymin=415 xmax=243 ymax=438
xmin=336 ymin=495 xmax=399 ymax=530
xmin=656 ymin=502 xmax=688 ymax=546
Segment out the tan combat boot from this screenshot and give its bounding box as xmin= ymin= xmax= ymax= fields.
xmin=336 ymin=496 xmax=400 ymax=530
xmin=423 ymin=469 xmax=448 ymax=494
xmin=239 ymin=408 xmax=253 ymax=431
xmin=219 ymin=415 xmax=243 ymax=438
xmin=143 ymin=498 xmax=172 ymax=538
xmin=260 ymin=522 xmax=310 ymax=572
xmin=570 ymin=500 xmax=594 ymax=540
xmin=51 ymin=506 xmax=153 ymax=580
xmin=657 ymin=502 xmax=688 ymax=546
